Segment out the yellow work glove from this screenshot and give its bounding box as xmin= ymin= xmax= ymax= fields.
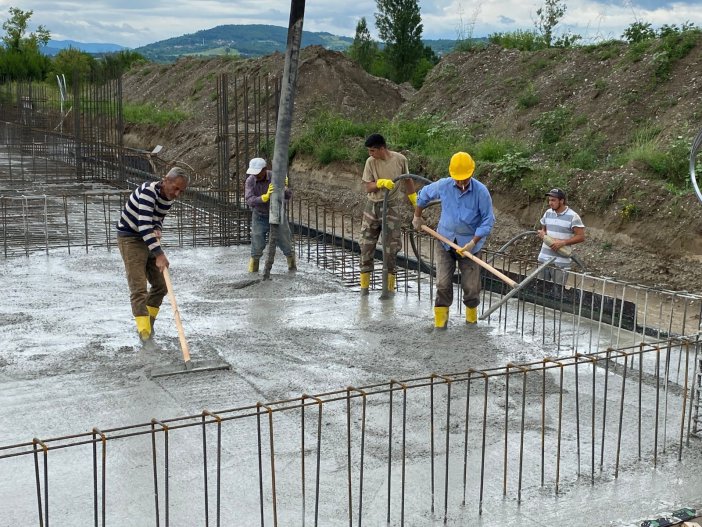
xmin=261 ymin=183 xmax=274 ymax=203
xmin=285 ymin=177 xmax=289 ymax=186
xmin=408 ymin=192 xmax=417 ymax=207
xmin=376 ymin=179 xmax=395 ymax=191
xmin=458 ymin=240 xmax=475 ymax=255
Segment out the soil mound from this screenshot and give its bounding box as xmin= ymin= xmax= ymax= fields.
xmin=122 ymin=42 xmax=702 ymax=292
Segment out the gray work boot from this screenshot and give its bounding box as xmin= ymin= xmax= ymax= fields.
xmin=287 ymin=254 xmax=297 ymax=271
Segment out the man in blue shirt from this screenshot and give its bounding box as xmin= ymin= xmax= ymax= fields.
xmin=412 ymin=152 xmax=495 ymax=328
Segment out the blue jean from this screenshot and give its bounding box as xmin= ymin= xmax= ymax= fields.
xmin=251 ymin=210 xmax=293 ymax=258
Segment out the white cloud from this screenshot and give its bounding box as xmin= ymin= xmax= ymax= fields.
xmin=2 ymin=0 xmax=700 ymax=47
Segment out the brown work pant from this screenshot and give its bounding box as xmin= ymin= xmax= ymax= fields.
xmin=117 ymin=235 xmax=167 ymax=317
xmin=434 ymin=241 xmax=481 ymax=309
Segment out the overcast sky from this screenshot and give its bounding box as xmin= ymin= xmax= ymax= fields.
xmin=3 ymin=0 xmax=701 ymax=48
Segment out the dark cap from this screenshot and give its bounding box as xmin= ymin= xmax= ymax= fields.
xmin=545 ymin=188 xmax=566 ymax=200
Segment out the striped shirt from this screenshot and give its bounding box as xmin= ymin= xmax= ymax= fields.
xmin=538 ymin=206 xmax=585 ymax=267
xmin=116 ymin=181 xmax=174 ymax=255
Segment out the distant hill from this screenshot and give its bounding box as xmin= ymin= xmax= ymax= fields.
xmin=44 ymin=40 xmax=128 ymax=57
xmin=133 ymin=24 xmax=466 ymax=62
xmin=134 ymin=24 xmax=352 ymax=62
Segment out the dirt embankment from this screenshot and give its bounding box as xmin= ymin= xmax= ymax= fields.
xmin=122 ymin=44 xmax=702 ymax=292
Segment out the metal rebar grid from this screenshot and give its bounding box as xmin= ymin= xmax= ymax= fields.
xmin=0 ymin=339 xmax=698 ymax=525
xmin=2 ymin=156 xmax=699 ymax=358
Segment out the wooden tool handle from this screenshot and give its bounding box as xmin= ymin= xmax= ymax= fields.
xmin=420 ymin=225 xmax=518 ymax=288
xmin=162 ymin=267 xmax=192 ymax=364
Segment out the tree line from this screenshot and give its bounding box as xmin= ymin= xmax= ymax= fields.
xmin=348 ymin=0 xmax=699 ymax=87
xmin=0 ymin=7 xmax=145 ymax=84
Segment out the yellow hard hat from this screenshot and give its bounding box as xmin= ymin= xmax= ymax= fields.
xmin=449 ymin=152 xmax=475 ymax=181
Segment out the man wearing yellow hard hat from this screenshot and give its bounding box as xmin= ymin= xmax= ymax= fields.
xmin=412 ymin=152 xmax=495 ymax=328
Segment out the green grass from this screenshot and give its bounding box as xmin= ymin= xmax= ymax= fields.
xmin=473 ymin=137 xmax=529 ymax=162
xmin=123 ymin=103 xmax=189 ymax=127
xmin=290 ymin=111 xmax=476 ymax=178
xmin=613 ymin=126 xmax=690 ymax=187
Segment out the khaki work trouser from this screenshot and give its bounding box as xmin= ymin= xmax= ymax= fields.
xmin=434 ymin=241 xmax=481 ymax=309
xmin=117 ymin=235 xmax=167 ymax=317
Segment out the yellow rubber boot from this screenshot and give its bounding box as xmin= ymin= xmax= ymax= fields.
xmin=248 ymin=257 xmax=260 ymax=273
xmin=287 ymin=254 xmax=297 ymax=271
xmin=147 ymin=305 xmax=159 ymax=333
xmin=434 ymin=306 xmax=449 ymax=329
xmin=135 ymin=315 xmax=152 ymax=341
xmin=387 ymin=274 xmax=396 ymax=292
xmin=360 ymin=272 xmax=370 ymax=295
xmin=466 ymin=306 xmax=478 ymax=324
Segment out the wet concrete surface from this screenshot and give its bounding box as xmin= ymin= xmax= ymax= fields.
xmin=0 ymin=245 xmax=700 ymax=526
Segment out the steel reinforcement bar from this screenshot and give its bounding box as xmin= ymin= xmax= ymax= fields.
xmin=0 ymin=339 xmax=698 ymax=525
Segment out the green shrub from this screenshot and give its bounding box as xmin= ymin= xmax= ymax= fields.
xmin=454 ymin=39 xmax=487 ymax=52
xmin=488 ymin=30 xmax=547 ymax=51
xmin=492 ymin=152 xmax=533 ymax=184
xmin=519 ymin=167 xmax=566 ymax=199
xmin=582 ymin=39 xmax=623 ymax=60
xmin=626 ymin=40 xmax=653 ymax=62
xmin=594 ymin=78 xmax=607 ymax=94
xmin=570 ymin=148 xmax=598 ymax=170
xmin=622 ymin=21 xmax=656 ymax=43
xmin=619 ymin=199 xmax=640 ymax=220
xmin=654 ymin=28 xmax=701 ymax=79
xmin=191 ymin=79 xmax=204 ymax=95
xmin=616 ymin=129 xmax=690 ymax=187
xmin=123 ymin=103 xmax=189 ymax=127
xmin=517 ymin=82 xmax=539 ymax=108
xmin=533 ymin=105 xmax=572 ymax=144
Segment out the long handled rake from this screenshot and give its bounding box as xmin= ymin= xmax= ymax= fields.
xmin=420 ymin=225 xmax=554 ymax=320
xmin=149 ymin=268 xmax=231 ymax=378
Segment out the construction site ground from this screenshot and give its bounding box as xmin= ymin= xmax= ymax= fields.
xmin=0 ymin=245 xmax=700 ymax=526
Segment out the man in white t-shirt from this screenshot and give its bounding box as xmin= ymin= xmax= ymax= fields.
xmin=537 ymin=187 xmax=585 ymax=286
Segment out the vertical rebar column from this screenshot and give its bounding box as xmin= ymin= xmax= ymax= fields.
xmin=92 ymin=428 xmax=107 ymax=527
xmin=72 ymin=72 xmax=82 ymax=182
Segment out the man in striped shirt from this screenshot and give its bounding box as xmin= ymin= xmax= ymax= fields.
xmin=117 ymin=167 xmax=189 ymax=342
xmin=537 ymin=188 xmax=585 ymax=287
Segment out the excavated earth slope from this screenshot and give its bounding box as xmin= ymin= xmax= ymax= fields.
xmin=122 ymin=44 xmax=702 ymax=292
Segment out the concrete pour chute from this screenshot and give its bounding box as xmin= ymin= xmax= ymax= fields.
xmin=0 ymin=245 xmax=700 ymax=526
